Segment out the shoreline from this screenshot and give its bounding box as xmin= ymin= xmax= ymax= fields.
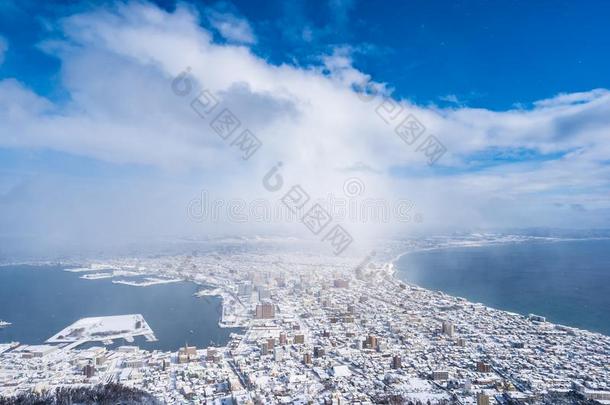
xmin=388 ymin=239 xmax=610 ymax=338
xmin=2 ymin=236 xmax=609 ymax=344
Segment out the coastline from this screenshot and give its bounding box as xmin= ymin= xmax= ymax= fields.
xmin=389 ymin=238 xmax=610 ymax=338
xmin=3 ymin=236 xmax=610 ymax=345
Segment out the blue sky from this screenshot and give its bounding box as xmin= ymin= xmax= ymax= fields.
xmin=0 ymin=0 xmax=609 ymax=253
xmin=3 ymin=0 xmax=610 ymax=109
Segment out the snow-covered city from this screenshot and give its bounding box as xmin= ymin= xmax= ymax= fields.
xmin=1 ymin=237 xmax=608 ymax=404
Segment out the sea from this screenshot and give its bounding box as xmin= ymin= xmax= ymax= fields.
xmin=396 ymin=238 xmax=610 ymax=336
xmin=0 ymin=265 xmax=240 ymax=351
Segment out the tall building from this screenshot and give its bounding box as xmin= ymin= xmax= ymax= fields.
xmin=257 ymin=286 xmax=270 ymax=301
xmin=366 ymin=335 xmax=377 ymax=350
xmin=476 ymin=361 xmax=491 ymax=373
xmin=355 ymin=265 xmax=364 ymax=280
xmin=442 ymin=320 xmax=455 ymax=337
xmin=333 ymin=279 xmax=349 ymax=288
xmin=391 ymin=355 xmax=401 ymax=369
xmin=477 ymin=392 xmax=490 ymax=405
xmin=206 ymin=348 xmax=220 ymax=363
xmin=255 ymin=303 xmax=275 ymax=319
xmin=293 ymin=334 xmax=305 ymax=344
xmin=303 ymin=352 xmax=312 ymax=364
xmin=178 ymin=344 xmax=197 ymax=363
xmin=279 ymin=333 xmax=287 ymax=345
xmin=83 ymin=364 xmax=95 ymax=378
xmin=260 ymin=342 xmax=269 ymax=355
xmin=273 ymin=347 xmax=283 ymax=361
xmin=95 ymin=355 xmax=107 ymax=366
xmin=237 ymin=282 xmax=252 ymax=297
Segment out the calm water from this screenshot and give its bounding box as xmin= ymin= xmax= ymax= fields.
xmin=396 ymin=239 xmax=610 ymax=336
xmin=0 ymin=265 xmax=240 ymax=351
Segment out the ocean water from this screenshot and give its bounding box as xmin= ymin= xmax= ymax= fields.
xmin=396 ymin=239 xmax=610 ymax=336
xmin=0 ymin=265 xmax=240 ymax=351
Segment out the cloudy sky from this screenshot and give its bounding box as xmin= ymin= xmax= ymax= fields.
xmin=0 ymin=0 xmax=609 ymax=256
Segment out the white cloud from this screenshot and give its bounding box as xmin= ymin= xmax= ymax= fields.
xmin=205 ymin=6 xmax=256 ymax=45
xmin=534 ymin=89 xmax=609 ymax=108
xmin=439 ymin=94 xmax=462 ymax=105
xmin=0 ymin=1 xmax=609 ymax=253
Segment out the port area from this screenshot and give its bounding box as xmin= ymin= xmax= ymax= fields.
xmin=194 ymin=288 xmax=251 ymax=328
xmin=46 ymin=314 xmax=157 ymax=347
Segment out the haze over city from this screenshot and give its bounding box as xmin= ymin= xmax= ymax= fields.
xmin=1 ymin=0 xmax=610 ymax=258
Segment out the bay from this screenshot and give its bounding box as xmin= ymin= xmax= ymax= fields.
xmin=0 ymin=265 xmax=239 ymax=351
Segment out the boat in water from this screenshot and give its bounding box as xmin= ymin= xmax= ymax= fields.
xmin=0 ymin=321 xmax=11 ymax=328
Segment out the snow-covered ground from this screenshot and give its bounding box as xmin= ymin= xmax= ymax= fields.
xmin=46 ymin=314 xmax=155 ymax=345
